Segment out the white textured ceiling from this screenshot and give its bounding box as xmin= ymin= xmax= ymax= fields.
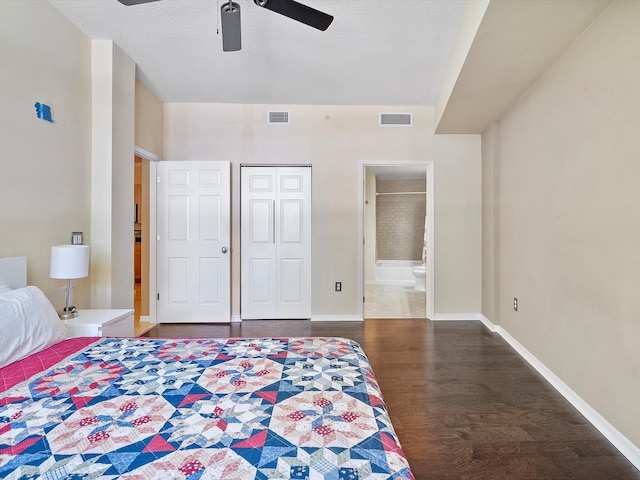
xmin=48 ymin=0 xmax=467 ymax=105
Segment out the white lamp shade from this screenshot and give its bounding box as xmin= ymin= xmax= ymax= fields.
xmin=50 ymin=245 xmax=90 ymax=279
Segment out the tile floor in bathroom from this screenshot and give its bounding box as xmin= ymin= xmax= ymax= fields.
xmin=364 ymin=284 xmax=426 ymax=318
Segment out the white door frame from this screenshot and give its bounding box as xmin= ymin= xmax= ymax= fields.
xmin=135 ymin=146 xmax=160 ymax=325
xmin=144 ymin=154 xmax=231 ymax=325
xmin=358 ymin=160 xmax=435 ymax=320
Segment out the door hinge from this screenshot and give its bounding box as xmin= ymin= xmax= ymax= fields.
xmin=157 ymin=176 xmax=160 ymax=183
xmin=363 ymin=296 xmax=365 ymax=303
xmin=157 ymin=293 xmax=160 ymax=301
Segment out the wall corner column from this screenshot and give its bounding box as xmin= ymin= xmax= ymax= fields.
xmin=91 ymin=39 xmax=136 ymax=309
xmin=481 ymin=120 xmax=500 ymax=324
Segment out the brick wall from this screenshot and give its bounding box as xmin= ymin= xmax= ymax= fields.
xmin=376 ymin=179 xmax=426 ymax=261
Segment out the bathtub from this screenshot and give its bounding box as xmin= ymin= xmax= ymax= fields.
xmin=374 ymin=260 xmax=421 ymax=286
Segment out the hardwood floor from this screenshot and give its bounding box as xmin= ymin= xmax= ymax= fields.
xmin=143 ymin=319 xmax=640 ymax=479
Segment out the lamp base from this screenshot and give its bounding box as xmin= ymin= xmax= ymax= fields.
xmin=60 ymin=306 xmax=79 ymax=320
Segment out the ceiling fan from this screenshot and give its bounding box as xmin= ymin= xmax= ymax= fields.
xmin=116 ymin=0 xmax=334 ymax=52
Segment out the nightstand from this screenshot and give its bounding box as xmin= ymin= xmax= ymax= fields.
xmin=63 ymin=309 xmax=134 ymax=338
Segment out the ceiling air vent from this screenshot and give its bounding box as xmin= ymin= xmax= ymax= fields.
xmin=268 ymin=111 xmax=290 ymax=124
xmin=379 ymin=112 xmax=412 ymax=127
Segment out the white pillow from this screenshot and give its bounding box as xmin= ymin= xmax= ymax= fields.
xmin=0 ymin=284 xmax=12 ymax=294
xmin=0 ymin=286 xmax=69 ymax=368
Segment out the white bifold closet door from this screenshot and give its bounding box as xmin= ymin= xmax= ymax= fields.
xmin=240 ymin=166 xmax=311 ymax=319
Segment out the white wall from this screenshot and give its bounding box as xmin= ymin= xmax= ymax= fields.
xmin=90 ymin=40 xmax=135 ymax=309
xmin=482 ymin=121 xmax=500 ymax=323
xmin=164 ymin=104 xmax=481 ymax=318
xmin=364 ymin=173 xmax=377 ymax=284
xmin=435 ymin=0 xmax=489 ymax=129
xmin=135 ymin=81 xmax=163 ymax=157
xmin=432 ymin=134 xmax=482 ymax=314
xmin=0 ymin=0 xmax=92 ymax=307
xmin=483 ymin=0 xmax=640 ymax=448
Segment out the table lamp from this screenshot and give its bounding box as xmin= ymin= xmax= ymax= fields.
xmin=50 ymin=244 xmax=90 ymax=320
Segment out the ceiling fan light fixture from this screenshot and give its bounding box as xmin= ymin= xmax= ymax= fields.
xmin=221 ymin=1 xmax=242 ymax=52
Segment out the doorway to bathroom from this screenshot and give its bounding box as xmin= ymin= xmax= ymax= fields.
xmin=360 ymin=162 xmax=434 ymax=319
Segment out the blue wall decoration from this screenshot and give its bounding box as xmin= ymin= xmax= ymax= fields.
xmin=35 ymin=102 xmax=53 ymax=122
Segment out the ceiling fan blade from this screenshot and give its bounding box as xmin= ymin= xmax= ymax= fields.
xmin=254 ymin=0 xmax=333 ymax=31
xmin=221 ymin=2 xmax=242 ymax=52
xmin=117 ymin=0 xmax=162 ymax=5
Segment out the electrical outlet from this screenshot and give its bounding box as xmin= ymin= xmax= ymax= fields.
xmin=335 ymin=282 xmax=342 ymax=292
xmin=513 ymin=297 xmax=518 ymax=311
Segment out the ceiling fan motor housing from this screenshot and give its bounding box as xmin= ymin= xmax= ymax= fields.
xmin=221 ymin=1 xmax=241 ymax=52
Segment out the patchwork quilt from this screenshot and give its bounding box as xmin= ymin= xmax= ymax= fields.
xmin=0 ymin=337 xmax=414 ymax=479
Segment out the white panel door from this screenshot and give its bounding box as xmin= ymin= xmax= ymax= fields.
xmin=241 ymin=166 xmax=311 ymax=319
xmin=157 ymin=161 xmax=230 ymax=323
xmin=276 ymin=168 xmax=311 ymax=318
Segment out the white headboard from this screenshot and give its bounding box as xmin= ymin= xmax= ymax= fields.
xmin=0 ymin=256 xmax=27 ymax=289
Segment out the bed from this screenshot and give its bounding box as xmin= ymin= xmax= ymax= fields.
xmin=0 ymin=258 xmax=414 ymax=479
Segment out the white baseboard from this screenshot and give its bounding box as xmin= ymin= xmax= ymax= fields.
xmin=231 ymin=315 xmax=363 ymax=322
xmin=139 ymin=315 xmax=155 ymax=324
xmin=479 ymin=314 xmax=498 ymax=332
xmin=232 ymin=315 xmax=362 ymax=322
xmin=486 ymin=317 xmax=640 ymax=471
xmin=431 ymin=313 xmax=483 ymax=321
xmin=311 ymin=314 xmax=363 ymax=322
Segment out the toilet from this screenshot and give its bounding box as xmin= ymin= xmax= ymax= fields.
xmin=412 ymin=242 xmax=427 ymax=292
xmin=412 ymin=264 xmax=426 ymax=291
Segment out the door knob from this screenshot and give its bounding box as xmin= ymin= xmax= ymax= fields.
xmin=221 ymin=246 xmax=228 ymax=254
